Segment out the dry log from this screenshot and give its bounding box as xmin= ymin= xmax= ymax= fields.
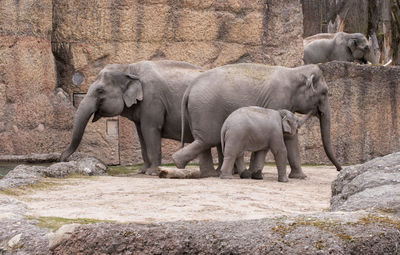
xmin=158 ymin=167 xmax=200 ymax=179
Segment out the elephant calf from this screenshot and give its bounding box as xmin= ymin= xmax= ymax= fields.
xmin=219 ymin=107 xmax=310 ymax=182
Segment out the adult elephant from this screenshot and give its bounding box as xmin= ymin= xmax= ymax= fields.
xmin=60 ymin=60 xmax=215 ymax=175
xmin=304 ymin=32 xmax=378 ymax=64
xmin=172 ymin=63 xmax=342 ymax=178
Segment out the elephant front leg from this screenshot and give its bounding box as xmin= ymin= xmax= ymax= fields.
xmin=271 ymin=147 xmax=289 ymax=182
xmin=284 ymin=134 xmax=307 ymax=179
xmin=135 ymin=123 xmax=150 ymax=174
xmin=234 ymin=152 xmax=247 ymax=176
xmin=140 ymin=125 xmax=162 ymax=176
xmin=246 ymin=151 xmax=266 ymax=180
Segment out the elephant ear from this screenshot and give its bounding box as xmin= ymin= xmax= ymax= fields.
xmin=347 ymin=38 xmax=357 ymax=52
xmin=123 ymin=74 xmax=143 ymax=107
xmin=305 ymin=74 xmax=316 ymax=93
xmin=282 ymin=115 xmax=293 ymax=135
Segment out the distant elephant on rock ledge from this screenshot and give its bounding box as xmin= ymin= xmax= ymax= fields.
xmin=60 ymin=60 xmax=217 ymax=175
xmin=304 ymin=32 xmax=378 ymax=64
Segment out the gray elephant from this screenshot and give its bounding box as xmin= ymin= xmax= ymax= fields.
xmin=304 ymin=32 xmax=378 ymax=64
xmin=60 ymin=60 xmax=217 ymax=175
xmin=220 ymin=107 xmax=312 ymax=182
xmin=172 ymin=63 xmax=342 ymax=178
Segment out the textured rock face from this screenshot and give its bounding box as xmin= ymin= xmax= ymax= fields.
xmin=50 ymin=214 xmax=400 ymax=255
xmin=331 ymin=152 xmax=400 ymax=214
xmin=298 ymin=62 xmax=400 ymax=165
xmin=1 ymin=0 xmax=304 ymax=165
xmin=0 ymin=0 xmax=75 ymax=156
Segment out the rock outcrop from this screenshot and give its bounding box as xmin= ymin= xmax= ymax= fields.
xmin=0 ymin=154 xmax=107 ymax=190
xmin=297 ymin=62 xmax=400 ymax=165
xmin=331 ymin=152 xmax=400 ymax=214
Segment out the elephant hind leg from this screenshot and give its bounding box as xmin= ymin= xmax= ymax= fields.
xmin=199 ymin=148 xmax=218 ymax=177
xmin=173 ymin=140 xmax=218 ymax=177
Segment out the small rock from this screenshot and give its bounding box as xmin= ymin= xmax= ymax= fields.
xmin=37 ymin=124 xmax=45 ymax=132
xmin=48 ymin=224 xmax=80 ymax=249
xmin=8 ymin=233 xmax=22 ymax=248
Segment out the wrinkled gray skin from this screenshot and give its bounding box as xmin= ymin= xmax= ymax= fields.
xmin=304 ymin=32 xmax=378 ymax=64
xmin=220 ymin=108 xmax=311 ymax=182
xmin=60 ymin=60 xmax=215 ymax=175
xmin=172 ymin=63 xmax=342 ymax=178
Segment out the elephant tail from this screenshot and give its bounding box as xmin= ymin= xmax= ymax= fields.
xmin=180 ymin=86 xmax=190 ymax=148
xmin=220 ymin=127 xmax=226 ymax=155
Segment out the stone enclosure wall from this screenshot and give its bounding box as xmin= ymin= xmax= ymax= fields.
xmin=1 ymin=0 xmax=399 ymax=166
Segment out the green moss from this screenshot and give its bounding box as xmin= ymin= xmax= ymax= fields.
xmin=29 ymin=216 xmax=114 ymax=231
xmin=314 ymin=240 xmax=325 ymax=250
xmin=359 ymin=215 xmax=400 ymax=230
xmin=107 ymin=165 xmax=142 ymax=176
xmin=0 ymin=181 xmax=61 ymax=196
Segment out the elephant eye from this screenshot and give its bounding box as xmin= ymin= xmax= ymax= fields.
xmin=96 ymin=88 xmax=105 ymax=94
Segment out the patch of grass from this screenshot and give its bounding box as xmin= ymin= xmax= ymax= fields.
xmin=0 ymin=180 xmax=61 ymax=196
xmin=29 ymin=216 xmax=114 ymax=231
xmin=65 ymin=173 xmax=97 ymax=179
xmin=359 ymin=214 xmax=400 ymax=230
xmin=107 ymin=165 xmax=142 ymax=176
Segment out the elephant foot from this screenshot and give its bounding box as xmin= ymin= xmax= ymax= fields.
xmin=278 ymin=176 xmax=289 ymax=182
xmin=145 ymin=167 xmax=159 ymax=176
xmin=138 ymin=165 xmax=148 ymax=174
xmin=220 ymin=174 xmax=234 ymax=179
xmin=172 ymin=153 xmax=188 ymax=169
xmin=251 ymin=170 xmax=263 ymax=180
xmin=200 ymin=168 xmax=219 ymax=178
xmin=240 ymin=170 xmax=252 ymax=179
xmin=288 ymin=170 xmax=307 ymax=179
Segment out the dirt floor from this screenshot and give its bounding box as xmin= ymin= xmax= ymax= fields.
xmin=18 ymin=165 xmax=339 ymax=224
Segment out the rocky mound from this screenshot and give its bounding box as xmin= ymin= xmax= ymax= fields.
xmin=331 ymin=152 xmax=400 ymax=214
xmin=50 ymin=213 xmax=400 ymax=255
xmin=0 ymin=153 xmax=107 ymax=190
xmin=1 ymin=154 xmax=400 ymax=254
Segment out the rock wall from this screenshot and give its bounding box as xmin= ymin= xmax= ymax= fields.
xmin=2 ymin=0 xmax=398 ymax=167
xmin=0 ymin=0 xmax=75 ymax=156
xmin=298 ymin=62 xmax=400 ymax=165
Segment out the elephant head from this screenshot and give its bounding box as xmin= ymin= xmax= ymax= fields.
xmin=279 ymin=109 xmax=314 ymax=137
xmin=279 ymin=110 xmax=299 ymax=136
xmin=60 ymin=65 xmax=143 ymax=161
xmin=345 ymin=33 xmax=378 ymax=64
xmin=293 ymin=65 xmax=342 ymax=171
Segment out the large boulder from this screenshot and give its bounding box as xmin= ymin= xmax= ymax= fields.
xmin=331 ymin=152 xmax=400 ymax=214
xmin=0 ymin=154 xmax=107 ymax=190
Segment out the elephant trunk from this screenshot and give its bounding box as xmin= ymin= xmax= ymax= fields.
xmin=319 ymin=104 xmax=342 ymax=171
xmin=60 ymin=97 xmax=97 ymax=161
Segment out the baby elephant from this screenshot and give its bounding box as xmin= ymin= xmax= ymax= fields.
xmin=220 ymin=107 xmax=310 ymax=182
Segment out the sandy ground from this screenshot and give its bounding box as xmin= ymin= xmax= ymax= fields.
xmin=19 ymin=166 xmax=339 ymax=224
